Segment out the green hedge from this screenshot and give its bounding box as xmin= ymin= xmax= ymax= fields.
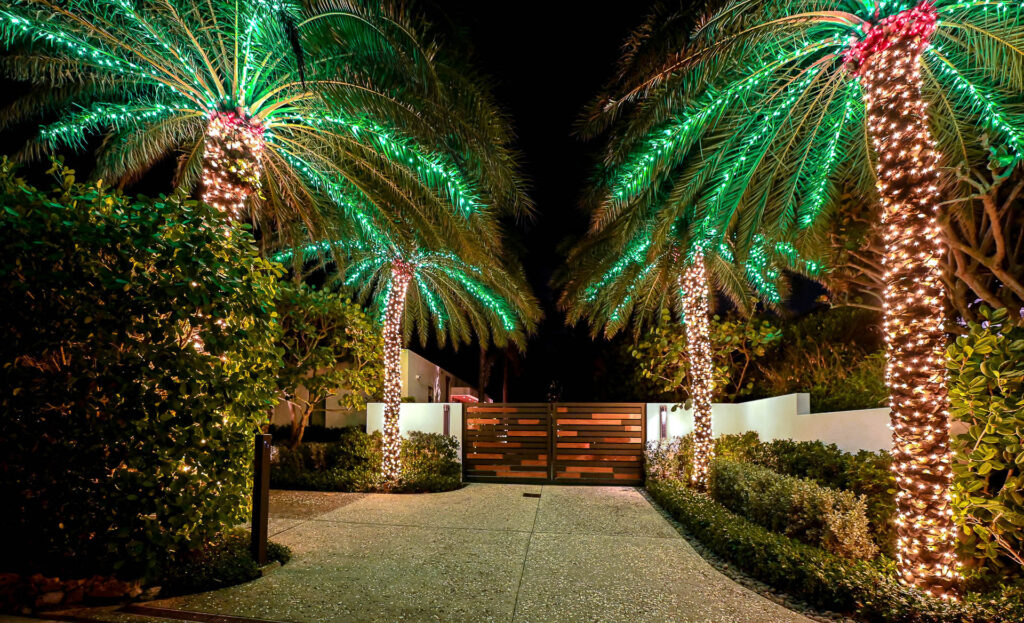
xmin=0 ymin=162 xmax=281 ymax=579
xmin=747 ymin=439 xmax=897 ymax=555
xmin=271 ymin=429 xmax=461 ymax=493
xmin=647 ymin=477 xmax=1018 ymax=623
xmin=708 ymin=459 xmax=876 ymax=560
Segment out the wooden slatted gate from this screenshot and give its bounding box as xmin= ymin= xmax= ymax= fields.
xmin=551 ymin=403 xmax=645 ymax=484
xmin=463 ymin=403 xmax=551 ymax=482
xmin=462 ymin=403 xmax=645 ymax=485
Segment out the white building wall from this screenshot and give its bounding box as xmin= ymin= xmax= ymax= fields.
xmin=270 ymin=386 xmax=366 ymax=429
xmin=366 ymin=402 xmax=464 ymax=458
xmin=646 ymin=393 xmax=891 ymax=453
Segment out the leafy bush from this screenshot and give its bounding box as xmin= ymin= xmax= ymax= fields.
xmin=648 ymin=477 xmax=1016 ymax=622
xmin=659 ymin=432 xmax=761 ymax=483
xmin=752 ymin=307 xmax=888 ymax=411
xmin=748 ymin=439 xmax=897 ymax=554
xmin=271 ymin=429 xmax=461 ymax=493
xmin=633 ymin=306 xmax=886 ymax=411
xmin=160 ymin=530 xmax=291 ymax=595
xmin=708 ymin=459 xmax=877 ymax=560
xmin=947 ymin=306 xmax=1024 ymax=575
xmin=399 ymin=432 xmax=461 ymax=493
xmin=0 ymin=161 xmax=281 ymax=579
xmin=632 ymin=309 xmax=781 ymax=403
xmin=684 ymin=430 xmax=761 ymax=484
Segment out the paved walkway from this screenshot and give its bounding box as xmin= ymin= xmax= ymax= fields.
xmin=62 ymin=484 xmax=811 ymax=623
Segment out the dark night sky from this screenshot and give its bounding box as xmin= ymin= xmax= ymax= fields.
xmin=415 ymin=1 xmax=659 ymax=401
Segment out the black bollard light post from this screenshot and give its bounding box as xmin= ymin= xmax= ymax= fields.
xmin=251 ymin=433 xmax=271 ymax=565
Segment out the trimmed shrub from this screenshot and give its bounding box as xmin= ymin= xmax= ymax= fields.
xmin=708 ymin=459 xmax=877 ymax=560
xmin=0 ymin=162 xmax=281 ymax=579
xmin=647 ymin=477 xmax=1014 ymax=622
xmin=399 ymin=432 xmax=461 ymax=493
xmin=160 ymin=530 xmax=291 ymax=595
xmin=671 ymin=431 xmax=761 ymax=483
xmin=748 ymin=439 xmax=897 ymax=555
xmin=270 ymin=429 xmax=461 ymax=493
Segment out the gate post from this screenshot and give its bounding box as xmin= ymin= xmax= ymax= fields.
xmin=547 ymin=403 xmax=555 ymax=481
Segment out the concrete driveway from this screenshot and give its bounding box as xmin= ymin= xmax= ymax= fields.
xmin=65 ymin=484 xmax=812 ymax=623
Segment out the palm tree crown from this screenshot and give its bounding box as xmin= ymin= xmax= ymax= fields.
xmin=276 ymin=228 xmax=540 ymax=351
xmin=580 ymin=0 xmax=1022 ymax=270
xmin=0 ymin=0 xmax=527 ymax=236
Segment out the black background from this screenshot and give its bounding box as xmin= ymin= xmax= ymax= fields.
xmin=415 ymin=1 xmax=660 ymax=401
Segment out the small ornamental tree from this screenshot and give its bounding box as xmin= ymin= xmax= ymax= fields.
xmin=275 ymin=282 xmax=383 ymax=448
xmin=631 ymin=308 xmax=781 ymax=403
xmin=946 ymin=306 xmax=1024 ymax=574
xmin=0 ymin=160 xmax=280 ymax=578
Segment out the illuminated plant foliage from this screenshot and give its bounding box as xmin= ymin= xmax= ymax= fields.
xmin=0 ymin=0 xmax=526 ymax=237
xmin=579 ymin=0 xmax=1023 ymax=599
xmin=275 ymin=220 xmax=539 ymax=485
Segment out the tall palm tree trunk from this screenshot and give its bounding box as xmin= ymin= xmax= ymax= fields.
xmin=381 ymin=261 xmax=413 ymax=484
xmin=681 ymin=253 xmax=714 ymax=490
xmin=852 ymin=2 xmax=957 ymax=597
xmin=201 ymin=111 xmax=266 ymax=219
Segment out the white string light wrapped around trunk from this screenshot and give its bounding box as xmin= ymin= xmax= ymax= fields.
xmin=848 ymin=1 xmax=959 ymax=598
xmin=201 ymin=111 xmax=265 ymax=220
xmin=680 ymin=252 xmax=714 ymax=490
xmin=381 ymin=261 xmax=413 ymax=485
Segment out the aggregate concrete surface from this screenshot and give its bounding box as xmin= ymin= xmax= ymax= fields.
xmin=56 ymin=484 xmax=812 ymax=622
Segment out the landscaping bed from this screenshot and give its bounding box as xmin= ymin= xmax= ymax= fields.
xmin=270 ymin=427 xmax=462 ymax=493
xmin=647 ymin=477 xmax=1021 ymax=623
xmin=645 ymin=426 xmax=1024 ymax=622
xmin=1 ymin=529 xmax=291 ymax=614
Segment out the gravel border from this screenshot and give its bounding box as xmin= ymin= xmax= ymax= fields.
xmin=638 ymin=487 xmax=861 ymax=623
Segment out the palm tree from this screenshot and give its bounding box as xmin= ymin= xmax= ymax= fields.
xmin=0 ymin=0 xmax=528 ymax=239
xmin=560 ymin=211 xmax=807 ymax=490
xmin=578 ymin=0 xmax=1024 ymax=598
xmin=276 ymin=216 xmax=540 ymax=486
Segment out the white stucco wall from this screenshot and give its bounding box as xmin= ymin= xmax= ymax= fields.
xmin=646 ymin=394 xmax=891 ymax=453
xmin=269 ymin=386 xmax=366 ymax=429
xmin=363 ymin=394 xmax=890 ymax=461
xmin=366 ymin=402 xmax=464 ymax=458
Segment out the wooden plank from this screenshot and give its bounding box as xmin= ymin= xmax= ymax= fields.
xmin=465 ymin=402 xmax=645 ymax=485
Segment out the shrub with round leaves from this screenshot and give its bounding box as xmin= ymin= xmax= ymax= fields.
xmin=947 ymin=306 xmax=1024 ymax=575
xmin=0 ymin=159 xmax=281 ymax=579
